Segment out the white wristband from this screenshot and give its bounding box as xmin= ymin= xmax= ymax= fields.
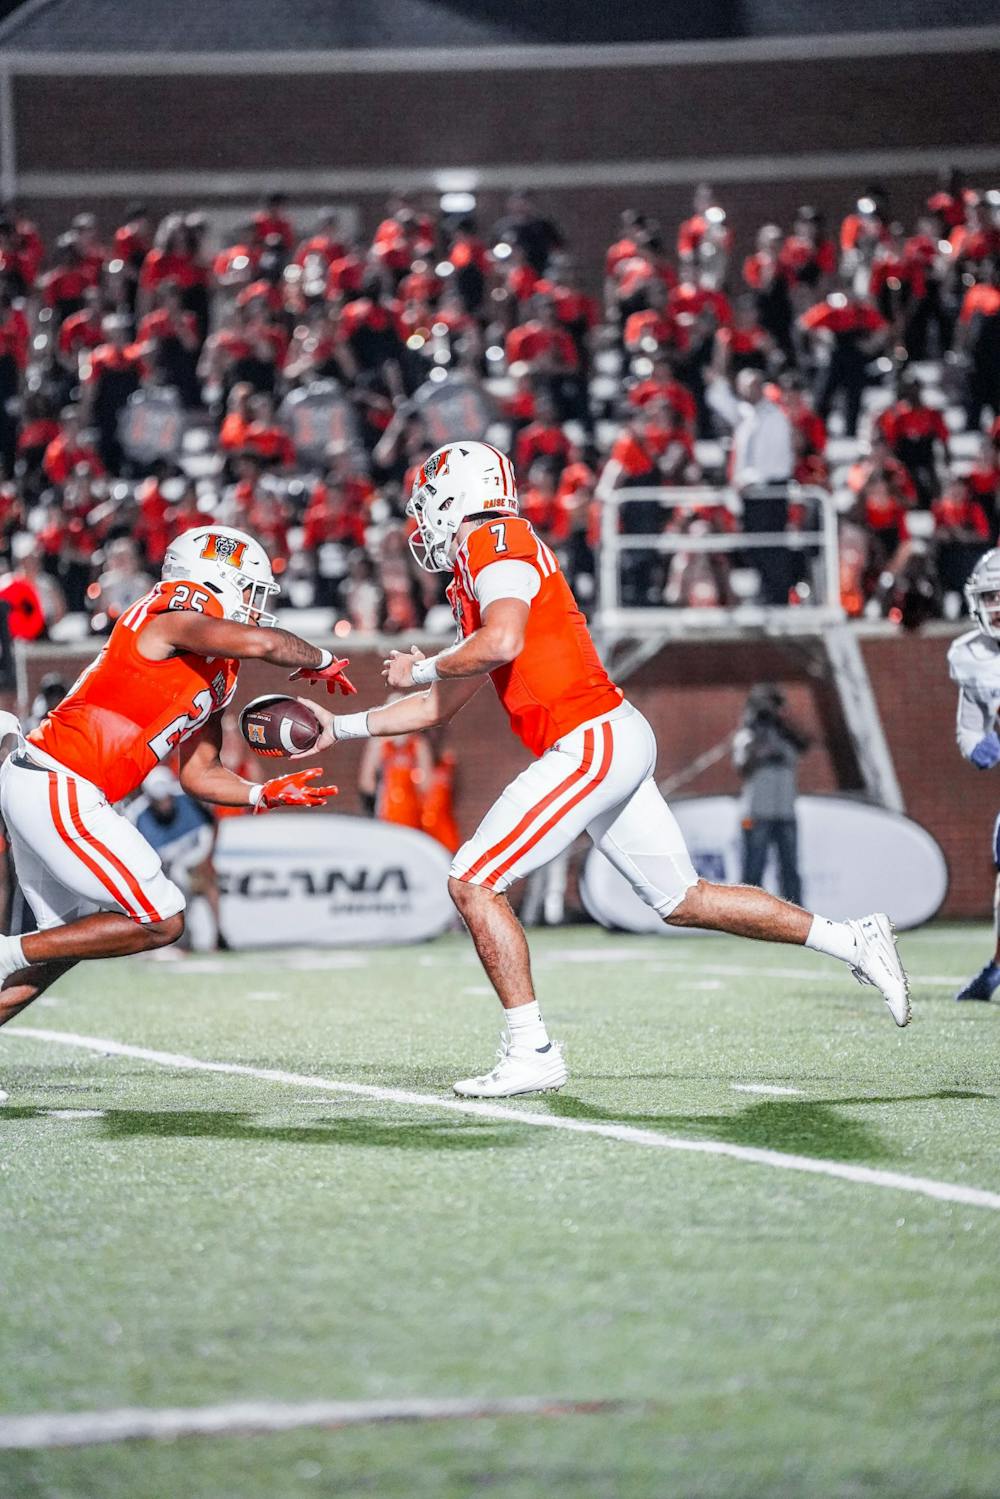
xmin=333 ymin=711 xmax=371 ymax=741
xmin=315 ymin=648 xmax=335 ymax=670
xmin=248 ymin=783 xmax=266 ymax=812
xmin=410 ymin=655 xmax=441 ymax=685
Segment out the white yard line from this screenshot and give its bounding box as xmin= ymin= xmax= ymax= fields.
xmin=730 ymin=1084 xmax=804 ymax=1097
xmin=0 ymin=1394 xmax=629 ymax=1451
xmin=11 ymin=1028 xmax=1000 ymax=1213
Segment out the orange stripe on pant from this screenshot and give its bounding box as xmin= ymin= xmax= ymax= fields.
xmin=484 ymin=720 xmax=615 ymax=890
xmin=47 ymin=774 xmax=145 ymax=921
xmin=453 ymin=728 xmax=597 ymax=885
xmin=64 ymin=779 xmax=162 ymax=922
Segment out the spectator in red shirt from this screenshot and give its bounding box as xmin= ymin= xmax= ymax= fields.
xmin=779 ymin=206 xmax=838 ymax=302
xmin=139 ymin=214 xmax=209 ymax=337
xmin=252 ymin=193 xmax=295 ymax=254
xmin=956 ymin=261 xmax=1000 ymax=430
xmin=799 ymin=289 xmax=887 ymax=437
xmin=949 ymin=197 xmax=1000 ymax=270
xmin=0 ymin=537 xmax=58 ymax=640
xmin=605 ymin=210 xmax=648 ymax=280
xmin=492 ymin=190 xmax=563 ymax=276
xmin=137 ymin=281 xmax=202 ymax=407
xmin=70 ymin=213 xmax=106 ymax=285
xmin=677 ymin=184 xmax=732 ymax=273
xmin=927 ymin=167 xmax=972 ymax=234
xmin=42 ymin=408 xmax=106 ymax=487
xmin=779 ymin=374 xmax=827 ymax=483
xmin=133 ymin=465 xmax=175 ymax=567
xmin=445 ymin=219 xmax=490 ymax=314
xmin=840 ymin=188 xmax=892 ymax=272
xmin=16 ymin=392 xmax=60 ymax=488
xmin=854 ymin=475 xmax=911 ymax=570
xmin=39 ymin=234 xmax=93 ymax=324
xmin=623 ymin=277 xmax=686 ymax=357
xmin=869 ymin=226 xmax=928 ymax=352
xmin=242 ymin=393 xmax=296 ymax=470
xmin=743 ymin=224 xmax=794 ymax=361
xmin=714 ymin=299 xmax=773 ymax=378
xmin=932 ymin=478 xmax=990 ymax=540
xmin=514 ymin=391 xmax=571 ymax=478
xmin=846 ymin=436 xmax=917 ymax=505
xmin=968 ymin=432 xmax=1000 ymax=540
xmin=218 ymin=382 xmax=256 ymax=457
xmin=56 ymin=287 xmax=106 ymax=375
xmin=0 ymin=218 xmax=31 ymax=296
xmin=81 ymin=318 xmax=145 ymax=473
xmin=506 ymin=294 xmax=586 ymax=426
xmin=627 ymin=356 xmax=697 ymax=433
xmin=875 ymin=377 xmax=950 ymax=504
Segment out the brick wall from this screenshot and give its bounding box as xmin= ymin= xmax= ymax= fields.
xmin=19 ymin=627 xmax=990 ymax=918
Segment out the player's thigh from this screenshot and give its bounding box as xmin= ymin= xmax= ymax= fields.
xmin=451 ymin=711 xmax=651 ymax=894
xmin=587 ymin=777 xmax=699 ymax=917
xmin=2 ymin=763 xmax=184 ymax=926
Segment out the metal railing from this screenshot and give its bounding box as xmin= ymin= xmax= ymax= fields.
xmin=595 ymin=482 xmax=842 ymax=635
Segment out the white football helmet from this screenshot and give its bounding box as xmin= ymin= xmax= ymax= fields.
xmin=965 ymin=548 xmax=1000 ymax=639
xmin=407 ymin=440 xmax=518 ymax=572
xmin=161 ymin=526 xmax=279 ymax=627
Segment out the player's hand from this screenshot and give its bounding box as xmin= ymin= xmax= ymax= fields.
xmin=288 ymin=655 xmax=357 ymax=696
xmin=383 ymin=645 xmax=424 ymax=690
xmin=254 ymin=767 xmax=339 ymax=812
xmin=285 ymin=697 xmax=337 ymax=758
xmin=971 ymin=732 xmax=1000 ymax=769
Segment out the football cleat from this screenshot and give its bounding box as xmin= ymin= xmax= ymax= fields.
xmin=847 ymin=912 xmax=911 ymax=1026
xmin=956 ymin=962 xmax=1000 ymax=1003
xmin=453 ymin=1035 xmax=568 ymax=1098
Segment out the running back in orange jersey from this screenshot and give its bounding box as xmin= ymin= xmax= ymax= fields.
xmin=29 ymin=580 xmax=240 ymax=803
xmin=447 ymin=516 xmax=622 ymax=756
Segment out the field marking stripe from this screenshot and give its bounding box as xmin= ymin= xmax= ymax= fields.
xmin=0 ymin=1395 xmax=632 ymax=1451
xmin=11 ymin=1028 xmax=1000 ymax=1213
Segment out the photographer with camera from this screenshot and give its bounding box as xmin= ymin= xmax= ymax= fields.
xmin=732 ymin=684 xmax=811 ymax=904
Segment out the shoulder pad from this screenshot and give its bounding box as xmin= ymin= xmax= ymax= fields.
xmin=948 ymin=628 xmax=999 ymax=682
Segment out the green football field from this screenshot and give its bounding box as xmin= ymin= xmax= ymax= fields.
xmin=2 ymin=924 xmax=1000 ymax=1499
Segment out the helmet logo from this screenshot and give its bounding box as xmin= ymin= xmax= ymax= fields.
xmin=424 ymin=448 xmax=451 ymax=481
xmin=200 ymin=534 xmax=248 ymax=569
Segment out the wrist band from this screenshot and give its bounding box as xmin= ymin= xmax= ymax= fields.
xmin=410 ymin=655 xmax=441 ymax=685
xmin=248 ymin=783 xmax=266 ymax=812
xmin=315 ymin=648 xmax=335 ymax=670
xmin=334 ymin=711 xmax=371 ymax=741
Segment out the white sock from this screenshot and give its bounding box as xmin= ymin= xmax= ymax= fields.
xmin=506 ymin=1000 xmax=551 ymax=1052
xmin=0 ymin=933 xmax=26 ymax=980
xmin=805 ymin=915 xmax=859 ymax=966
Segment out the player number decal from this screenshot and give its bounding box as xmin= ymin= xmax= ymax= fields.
xmin=167 ymin=585 xmax=210 ymax=612
xmin=148 ymin=688 xmax=214 ymax=760
xmin=489 ymin=522 xmax=508 ymax=554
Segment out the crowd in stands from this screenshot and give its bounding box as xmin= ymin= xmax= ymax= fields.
xmin=0 ymin=169 xmax=999 ymax=641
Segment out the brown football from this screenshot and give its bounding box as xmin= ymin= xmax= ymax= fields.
xmin=239 ymin=695 xmax=323 ymax=758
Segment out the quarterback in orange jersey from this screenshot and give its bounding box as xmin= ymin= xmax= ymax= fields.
xmin=0 ymin=525 xmax=353 ymax=1046
xmin=301 ymin=441 xmax=911 ymax=1098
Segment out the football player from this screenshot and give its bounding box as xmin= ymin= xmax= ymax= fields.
xmin=948 ymin=548 xmax=1000 ymax=1001
xmin=0 ymin=525 xmax=353 ymax=1047
xmin=303 ymin=441 xmax=911 ymax=1097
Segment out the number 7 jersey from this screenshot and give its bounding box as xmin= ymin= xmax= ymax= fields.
xmin=448 ymin=517 xmax=622 ymax=756
xmin=28 ymin=579 xmax=240 ymax=803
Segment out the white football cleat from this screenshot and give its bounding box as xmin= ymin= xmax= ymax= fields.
xmin=847 ymin=912 xmax=911 ymax=1026
xmin=453 ymin=1035 xmax=568 ymax=1098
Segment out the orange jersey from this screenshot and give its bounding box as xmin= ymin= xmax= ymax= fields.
xmin=29 ymin=580 xmax=239 ymax=804
xmin=448 ymin=518 xmax=622 ymax=757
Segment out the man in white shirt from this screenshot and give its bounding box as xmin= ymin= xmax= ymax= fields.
xmin=708 ymin=369 xmax=794 ymax=604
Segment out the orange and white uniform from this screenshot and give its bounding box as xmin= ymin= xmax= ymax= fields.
xmin=447 ymin=517 xmax=698 ymax=910
xmin=0 ymin=579 xmax=238 ymax=930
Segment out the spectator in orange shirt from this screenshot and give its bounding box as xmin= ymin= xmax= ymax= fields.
xmin=846 ymin=436 xmax=917 ymax=505
xmin=218 ymin=382 xmax=255 ymax=458
xmin=875 ymin=377 xmax=950 ymax=504
xmin=623 ymin=278 xmax=686 ymax=358
xmin=518 ymin=458 xmax=561 ymax=541
xmin=42 ymin=407 xmax=106 ymax=487
xmin=957 ymin=261 xmax=1000 ymax=430
xmin=242 ymin=393 xmax=296 ymax=470
xmin=799 ymin=288 xmax=887 ymax=437
xmin=514 ymin=391 xmax=570 ymax=478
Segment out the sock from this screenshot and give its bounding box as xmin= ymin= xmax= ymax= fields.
xmin=805 ymin=915 xmax=859 ymax=966
xmin=0 ymin=933 xmax=26 ymax=980
xmin=506 ymin=1001 xmax=551 ymax=1052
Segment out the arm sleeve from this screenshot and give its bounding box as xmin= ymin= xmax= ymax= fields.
xmin=956 ymin=685 xmax=992 ymax=760
xmin=473 ymin=559 xmax=541 ymax=610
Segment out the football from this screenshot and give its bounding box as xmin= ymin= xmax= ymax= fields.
xmin=239 ymin=695 xmax=323 ymax=758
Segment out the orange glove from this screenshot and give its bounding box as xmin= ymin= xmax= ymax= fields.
xmin=252 ymin=767 xmax=339 ymax=814
xmin=288 ymin=654 xmax=357 ymax=696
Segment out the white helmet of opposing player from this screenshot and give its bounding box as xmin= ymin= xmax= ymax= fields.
xmin=406 ymin=441 xmax=518 ymax=572
xmin=965 ymin=548 xmax=1000 ymax=639
xmin=161 ymin=526 xmax=280 ymax=627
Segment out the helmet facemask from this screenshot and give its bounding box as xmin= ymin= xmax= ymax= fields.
xmin=969 ymin=583 xmax=1000 ymax=640
xmin=406 ymin=484 xmax=460 ymax=573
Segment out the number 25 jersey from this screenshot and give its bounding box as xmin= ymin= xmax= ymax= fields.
xmin=448 ymin=518 xmax=621 ymax=756
xmin=29 ymin=579 xmax=239 ymax=803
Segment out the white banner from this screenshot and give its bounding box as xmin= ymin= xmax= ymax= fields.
xmin=581 ymin=795 xmax=948 ymax=935
xmin=216 ymin=813 xmax=454 ymax=948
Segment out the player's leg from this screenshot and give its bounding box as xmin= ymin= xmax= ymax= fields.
xmin=448 ymin=711 xmax=646 ymax=1096
xmin=0 ymin=761 xmax=186 ymax=1005
xmin=589 ymin=775 xmax=910 ymax=1025
xmin=956 ymin=815 xmax=1000 ymax=1002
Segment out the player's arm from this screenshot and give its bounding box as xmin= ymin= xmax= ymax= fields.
xmin=179 ymin=716 xmax=339 ymax=811
xmin=384 ymin=597 xmax=530 ymax=691
xmin=955 ymin=685 xmax=1000 ymax=768
xmin=294 ymin=672 xmax=483 ymax=756
xmin=140 ymin=611 xmax=356 ymax=694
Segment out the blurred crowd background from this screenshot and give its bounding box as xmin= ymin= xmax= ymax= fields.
xmin=0 ymin=170 xmax=998 ymax=642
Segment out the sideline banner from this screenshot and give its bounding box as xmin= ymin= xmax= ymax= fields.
xmin=581 ymin=795 xmax=948 ymax=935
xmin=216 ymin=813 xmax=453 ymax=948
